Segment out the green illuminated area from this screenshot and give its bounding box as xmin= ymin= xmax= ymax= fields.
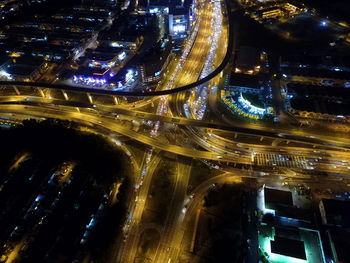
xmin=258 ymin=225 xmax=326 ymax=263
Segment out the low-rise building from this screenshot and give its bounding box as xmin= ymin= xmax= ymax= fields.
xmin=226 ymin=73 xmax=263 ymax=94
xmin=0 ymin=57 xmax=48 ymax=81
xmin=286 ymin=83 xmax=350 ymax=118
xmin=258 ymin=187 xmax=325 ymax=263
xmin=319 ymin=199 xmax=350 ymax=228
xmin=271 ymin=235 xmax=307 ymax=261
xmin=326 ymin=229 xmax=350 ymax=263
xmin=98 ymin=31 xmax=143 ymax=50
xmin=168 ymin=7 xmax=191 ymax=39
xmin=259 ymin=224 xmax=325 ymax=263
xmin=234 ymin=46 xmax=261 ymax=75
xmin=258 ymin=187 xmax=314 ymax=225
xmin=139 ymin=38 xmax=172 ymax=83
xmin=85 ymin=46 xmax=127 ymax=68
xmin=264 ymin=187 xmax=294 ymax=213
xmin=148 ymin=0 xmax=194 ymax=40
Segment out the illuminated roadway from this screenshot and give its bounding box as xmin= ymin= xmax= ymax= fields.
xmin=117 ymin=153 xmax=161 ymax=263
xmin=153 ymin=158 xmax=192 ymax=263
xmin=1 ymin=99 xmax=350 ymax=173
xmin=3 ymin=99 xmax=350 ymax=263
xmin=0 ymin=0 xmax=350 ymax=262
xmin=2 ymin=94 xmax=350 ymax=174
xmin=1 ymin=94 xmax=350 ymax=150
xmin=2 ymin=102 xmax=350 ymax=177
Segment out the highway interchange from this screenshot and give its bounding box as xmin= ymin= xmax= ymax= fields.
xmin=1 ymin=0 xmax=350 ymax=262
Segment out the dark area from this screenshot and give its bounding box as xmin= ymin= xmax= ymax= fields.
xmin=234 ymin=2 xmax=350 ymax=58
xmin=146 ymin=158 xmax=173 ymax=225
xmin=264 ymin=187 xmax=293 ymax=210
xmin=195 ymin=184 xmax=246 ymax=263
xmin=233 ymin=10 xmax=293 ymax=52
xmin=287 ymin=83 xmax=350 ymax=115
xmin=0 ymin=0 xmax=80 ymax=28
xmin=0 ymin=119 xmax=129 ymax=262
xmin=303 ymin=0 xmax=350 ymax=22
xmin=270 ymin=236 xmax=306 ymax=260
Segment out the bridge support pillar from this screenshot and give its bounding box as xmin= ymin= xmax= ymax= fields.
xmin=260 ymin=137 xmax=263 ymax=141
xmin=13 ymin=86 xmax=20 ymax=95
xmin=37 ymin=88 xmax=45 ymax=97
xmin=87 ymin=93 xmax=93 ymax=104
xmin=62 ymin=90 xmax=69 ymax=101
xmin=234 ymin=133 xmax=237 ymax=139
xmin=272 ymin=139 xmax=280 ymax=146
xmin=113 ymin=96 xmax=119 ymax=105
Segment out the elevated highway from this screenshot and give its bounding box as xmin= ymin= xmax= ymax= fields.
xmin=1 ymin=102 xmax=350 ymax=175
xmin=1 ymin=95 xmax=350 ymax=151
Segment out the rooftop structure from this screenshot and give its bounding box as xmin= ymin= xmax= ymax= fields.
xmin=148 ymin=0 xmax=184 ymax=8
xmin=227 ymin=73 xmax=262 ymax=92
xmin=140 ymin=38 xmax=172 ymax=83
xmin=319 ymin=199 xmax=350 ymax=228
xmin=264 ymin=187 xmax=293 ymax=211
xmin=259 ymin=225 xmax=325 ymax=263
xmin=0 ymin=0 xmax=48 ymax=21
xmin=234 ymin=46 xmax=260 ymax=74
xmin=258 ymin=187 xmax=314 ymax=224
xmin=98 ymin=28 xmax=143 ymax=50
xmin=0 ymin=56 xmax=47 ymax=81
xmin=168 ymin=6 xmax=192 ymax=39
xmin=281 ymin=54 xmax=350 ymax=70
xmin=250 ymin=1 xmax=306 ymax=22
xmin=326 ymin=229 xmax=350 ymax=263
xmin=223 ymin=72 xmax=273 ymax=120
xmin=271 ymin=236 xmax=306 ymax=260
xmin=287 ymin=83 xmax=350 ymax=117
xmin=285 ymin=67 xmax=350 ymax=80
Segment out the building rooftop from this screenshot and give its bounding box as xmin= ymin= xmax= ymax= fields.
xmin=98 ymin=31 xmax=139 ymax=43
xmin=5 ymin=64 xmax=36 ymax=77
xmin=148 ymin=0 xmax=184 ymax=8
xmin=287 ymin=67 xmax=350 ymax=80
xmin=276 ymin=206 xmax=313 ymax=223
xmin=290 ymin=98 xmax=350 ymax=116
xmin=228 ymin=73 xmax=261 ymax=89
xmin=264 ymin=188 xmax=293 ymax=211
xmin=327 ymin=229 xmax=350 ymax=263
xmin=320 ymin=199 xmax=350 ymax=227
xmin=141 ymin=39 xmax=171 ymax=77
xmin=287 ymin=83 xmax=350 ymax=97
xmin=86 ymin=49 xmax=121 ymax=62
xmin=235 ymin=46 xmax=260 ymax=70
xmin=288 ymin=83 xmax=350 ymax=116
xmin=11 ymin=56 xmax=45 ymax=67
xmin=271 ymin=236 xmax=306 ymax=260
xmin=0 ymin=56 xmax=9 ymax=66
xmin=75 ymin=66 xmax=110 ymax=77
xmin=169 ymin=7 xmax=189 ymax=16
xmin=281 ymin=54 xmax=350 ymax=68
